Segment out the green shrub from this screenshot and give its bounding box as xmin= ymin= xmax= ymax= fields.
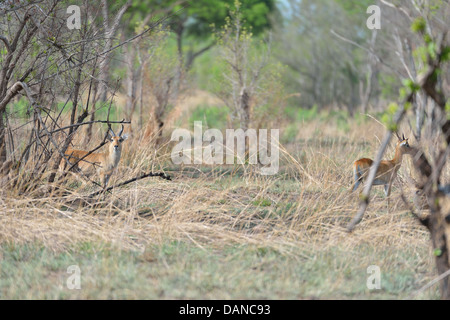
xmin=189 ymin=104 xmax=229 ymax=130
xmin=281 ymin=123 xmax=298 ymax=144
xmin=8 ymin=97 xmax=29 ymax=119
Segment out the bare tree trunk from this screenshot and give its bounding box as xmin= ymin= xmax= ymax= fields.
xmin=125 ymin=46 xmax=135 ymax=120
xmin=125 ymin=45 xmax=141 ymax=129
xmin=416 ymin=94 xmax=426 ymax=140
xmin=361 ymin=30 xmax=378 ymax=114
xmin=173 ymin=20 xmax=187 ymax=98
xmin=98 ymin=0 xmax=131 ymax=102
xmin=185 ymin=42 xmax=215 ymax=71
xmin=86 ymin=82 xmax=99 ymax=144
xmin=428 ymin=205 xmax=450 ymax=299
xmin=154 ymin=77 xmax=173 ymax=147
xmin=239 ymin=88 xmax=250 ymax=131
xmin=0 ymin=11 xmax=32 ymax=167
xmin=138 ymin=52 xmax=145 ymax=129
xmin=0 ymin=113 xmax=6 ymax=163
xmin=155 ymin=117 xmax=164 ymax=147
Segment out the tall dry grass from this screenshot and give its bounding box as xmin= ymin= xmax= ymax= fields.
xmin=0 ymin=115 xmax=441 ymax=261
xmin=1 ymin=110 xmax=447 ymax=299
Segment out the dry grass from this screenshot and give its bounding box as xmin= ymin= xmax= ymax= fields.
xmin=0 ymin=116 xmax=447 ymax=299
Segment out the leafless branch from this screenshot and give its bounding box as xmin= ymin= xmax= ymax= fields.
xmin=88 ymin=171 xmax=171 ymax=198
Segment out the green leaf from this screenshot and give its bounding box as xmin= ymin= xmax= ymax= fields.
xmin=387 ymin=102 xmax=398 ymax=114
xmin=445 ymin=100 xmax=450 ymax=120
xmin=411 ymin=17 xmax=426 ymax=33
xmin=359 ymin=193 xmax=368 ymax=202
xmin=428 ymin=42 xmax=437 ymax=60
xmin=441 ymin=46 xmax=450 ymax=62
xmin=388 ymin=123 xmax=398 ymax=132
xmin=413 ymin=46 xmax=428 ymax=64
xmin=399 ymin=87 xmax=408 ymax=100
xmin=402 ymin=79 xmax=420 ymax=93
xmin=252 ymin=198 xmax=272 ymax=207
xmin=433 ymin=248 xmax=443 ymax=257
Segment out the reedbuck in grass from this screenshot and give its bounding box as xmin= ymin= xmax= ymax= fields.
xmin=352 ymin=133 xmax=413 ymax=204
xmin=60 ymin=125 xmax=128 ymax=187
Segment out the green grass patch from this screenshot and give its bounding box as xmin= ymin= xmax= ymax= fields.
xmin=0 ymin=241 xmax=437 ymax=299
xmin=252 ymin=197 xmax=272 ymax=207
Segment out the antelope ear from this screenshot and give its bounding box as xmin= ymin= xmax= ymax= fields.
xmin=121 ymin=133 xmax=129 ymax=141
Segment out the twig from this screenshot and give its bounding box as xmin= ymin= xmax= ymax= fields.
xmin=0 ymin=35 xmax=11 ymax=52
xmin=379 ymin=0 xmax=413 ymax=21
xmin=330 ymin=29 xmax=403 ymax=78
xmin=46 ymin=119 xmax=130 ymax=136
xmin=408 ymin=269 xmax=450 ymax=299
xmin=35 ymin=3 xmax=189 ymax=85
xmin=88 ymin=171 xmax=172 ymax=198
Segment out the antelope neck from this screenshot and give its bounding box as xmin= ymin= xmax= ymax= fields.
xmin=391 ymin=145 xmax=404 ymax=165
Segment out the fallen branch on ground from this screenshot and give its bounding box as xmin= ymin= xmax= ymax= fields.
xmin=88 ymin=171 xmax=172 ymax=198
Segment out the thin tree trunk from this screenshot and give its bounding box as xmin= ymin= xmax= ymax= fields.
xmin=185 ymin=42 xmax=215 ymax=71
xmin=0 ymin=113 xmax=6 ymax=163
xmin=98 ymin=0 xmax=132 ymax=102
xmin=138 ymin=55 xmax=144 ymax=129
xmin=125 ymin=45 xmax=140 ymax=129
xmin=86 ymin=82 xmax=99 ymax=144
xmin=173 ymin=21 xmax=186 ymax=97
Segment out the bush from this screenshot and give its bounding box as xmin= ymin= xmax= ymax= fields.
xmin=189 ymin=104 xmax=229 ymax=130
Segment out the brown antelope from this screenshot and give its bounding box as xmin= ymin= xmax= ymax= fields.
xmin=352 ymin=133 xmax=413 ymax=203
xmin=60 ymin=125 xmax=128 ymax=187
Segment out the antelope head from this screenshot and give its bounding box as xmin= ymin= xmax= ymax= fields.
xmin=394 ymin=132 xmax=413 ymax=156
xmin=108 ymin=124 xmax=129 ymax=155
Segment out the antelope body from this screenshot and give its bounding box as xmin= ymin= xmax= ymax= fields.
xmin=60 ymin=125 xmax=128 ymax=187
xmin=353 ymin=134 xmax=413 ymax=200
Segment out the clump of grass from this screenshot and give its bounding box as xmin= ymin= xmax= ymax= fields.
xmin=252 ymin=198 xmax=272 ymax=207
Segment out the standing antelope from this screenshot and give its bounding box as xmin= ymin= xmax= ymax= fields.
xmin=352 ymin=133 xmax=413 ymax=203
xmin=60 ymin=125 xmax=128 ymax=187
